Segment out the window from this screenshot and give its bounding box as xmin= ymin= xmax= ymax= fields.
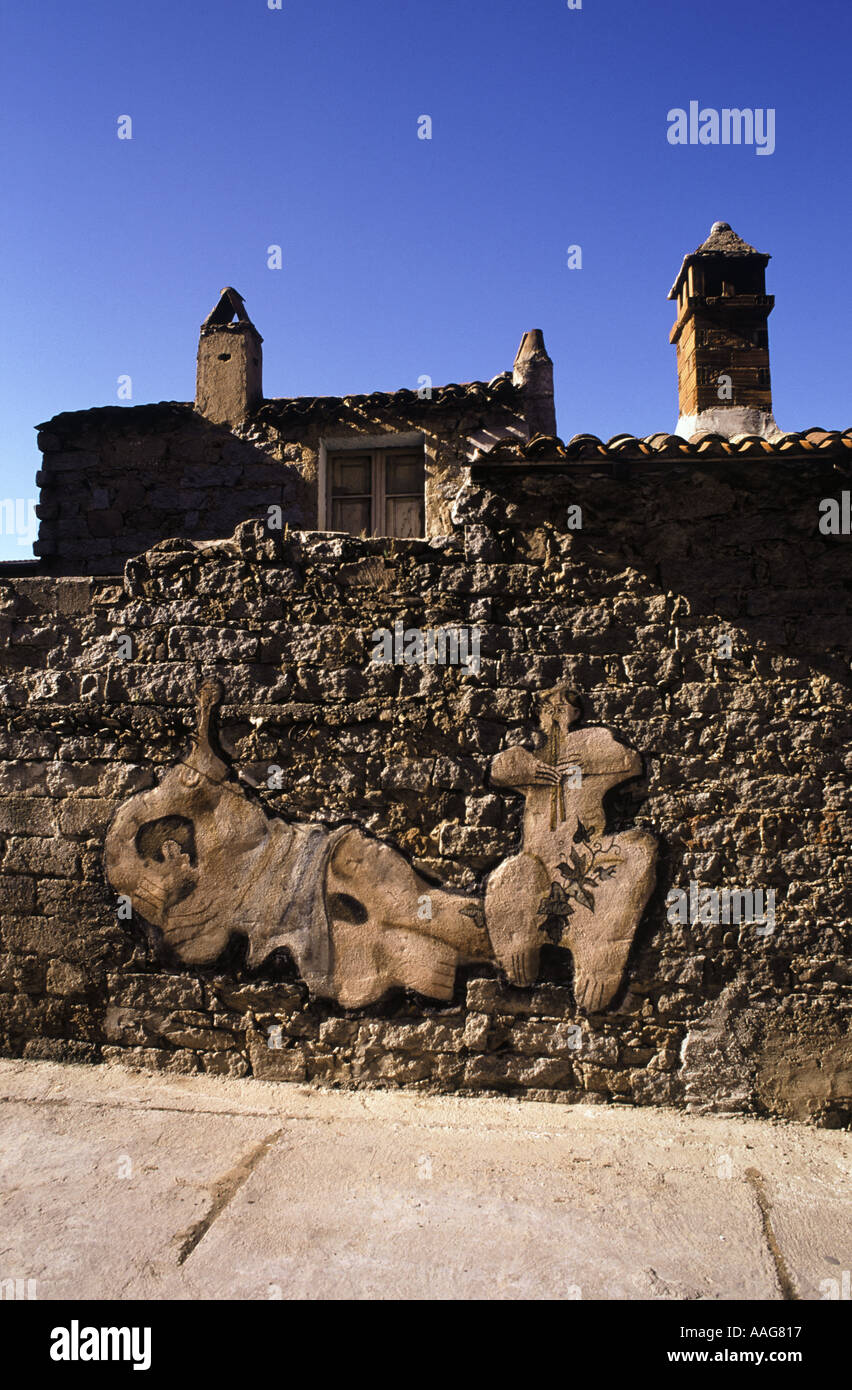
xmin=327 ymin=447 xmax=425 ymax=538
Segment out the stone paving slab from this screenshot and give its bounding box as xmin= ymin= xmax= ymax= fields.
xmin=0 ymin=1060 xmax=849 ymax=1301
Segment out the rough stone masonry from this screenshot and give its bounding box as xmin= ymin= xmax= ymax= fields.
xmin=0 ymin=227 xmax=850 ymax=1126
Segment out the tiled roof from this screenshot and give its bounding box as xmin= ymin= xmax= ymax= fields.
xmin=465 ymin=421 xmax=528 ymax=458
xmin=37 ymin=402 xmax=194 ymax=433
xmin=255 ymin=374 xmax=519 ymax=425
xmin=37 ymin=376 xmax=521 ymax=435
xmin=469 ymin=427 xmax=852 ymax=465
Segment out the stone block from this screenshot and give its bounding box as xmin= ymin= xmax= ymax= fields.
xmin=46 ymin=961 xmax=89 ymax=998
xmin=0 ymin=876 xmax=37 ymax=913
xmin=107 ymin=974 xmax=205 ymax=1012
xmin=3 ymin=836 xmax=79 ymax=877
xmin=248 ymin=1035 xmax=307 ymax=1082
xmin=0 ymin=953 xmax=46 ymax=994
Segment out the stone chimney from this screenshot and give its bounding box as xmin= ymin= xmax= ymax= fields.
xmin=669 ymin=223 xmax=781 ymax=440
xmin=195 ymin=288 xmax=263 ymax=426
xmin=513 ymin=329 xmax=557 ymax=439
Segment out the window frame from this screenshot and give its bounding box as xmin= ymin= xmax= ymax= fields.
xmin=318 ymin=434 xmax=427 ymax=538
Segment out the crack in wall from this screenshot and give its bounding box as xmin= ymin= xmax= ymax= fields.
xmin=174 ymin=1127 xmax=284 ymax=1266
xmin=744 ymin=1166 xmax=798 ymax=1301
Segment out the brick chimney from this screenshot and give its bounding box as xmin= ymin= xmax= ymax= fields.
xmin=513 ymin=329 xmax=557 ymax=439
xmin=669 ymin=222 xmax=781 ymax=440
xmin=195 ymin=288 xmax=263 ymax=426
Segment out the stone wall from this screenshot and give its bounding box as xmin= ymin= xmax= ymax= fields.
xmin=33 ymin=379 xmax=524 ymax=572
xmin=33 ymin=404 xmax=309 ymax=575
xmin=2 ymin=452 xmax=850 ymax=1125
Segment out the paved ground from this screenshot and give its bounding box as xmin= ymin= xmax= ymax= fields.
xmin=0 ymin=1059 xmax=849 ymax=1301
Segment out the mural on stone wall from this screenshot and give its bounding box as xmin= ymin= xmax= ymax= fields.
xmin=485 ymin=685 xmax=657 ymax=1012
xmin=104 ymin=679 xmax=657 ymax=1012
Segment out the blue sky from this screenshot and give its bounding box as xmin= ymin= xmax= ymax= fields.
xmin=1 ymin=0 xmax=850 ymax=558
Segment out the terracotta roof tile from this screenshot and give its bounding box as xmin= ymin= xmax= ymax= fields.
xmin=38 ymin=377 xmax=521 ymax=435
xmin=256 ymin=375 xmax=520 ymax=427
xmin=33 ymin=398 xmax=852 ymax=467
xmin=37 ymin=402 xmax=194 ymax=432
xmin=469 ymin=428 xmax=852 ymax=466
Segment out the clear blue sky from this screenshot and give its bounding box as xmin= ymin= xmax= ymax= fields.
xmin=2 ymin=0 xmax=850 ymax=558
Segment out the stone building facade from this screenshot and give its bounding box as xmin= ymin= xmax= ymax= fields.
xmin=29 ymin=295 xmax=541 ymax=576
xmin=1 ymin=225 xmax=849 ymax=1125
